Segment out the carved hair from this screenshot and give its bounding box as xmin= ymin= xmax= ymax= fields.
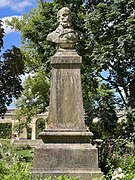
xmin=57 ymin=7 xmax=71 ymax=19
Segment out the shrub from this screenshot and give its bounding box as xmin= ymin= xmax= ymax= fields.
xmin=0 ymin=123 xmax=12 ymax=139
xmin=105 ymin=151 xmax=135 ymax=179
xmin=0 ymin=161 xmax=31 ymax=180
xmin=96 ymin=138 xmax=128 ymax=174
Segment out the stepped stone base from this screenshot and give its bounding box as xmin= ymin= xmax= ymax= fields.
xmin=31 ymin=48 xmax=103 ymax=179
xmin=31 ymin=131 xmax=102 ymax=180
xmin=39 ymin=129 xmax=93 ymax=143
xmin=13 ymin=139 xmax=43 ymax=147
xmin=32 ymin=170 xmax=102 ymax=180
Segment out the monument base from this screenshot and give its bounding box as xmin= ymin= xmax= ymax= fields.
xmin=32 ymin=170 xmax=102 ymax=180
xmin=31 ymin=131 xmax=102 ymax=180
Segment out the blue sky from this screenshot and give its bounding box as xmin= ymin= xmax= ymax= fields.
xmin=0 ymin=0 xmax=39 ymax=108
xmin=0 ymin=0 xmax=38 ymax=52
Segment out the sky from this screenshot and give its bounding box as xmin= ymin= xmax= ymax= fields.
xmin=0 ymin=0 xmax=40 ymax=108
xmin=0 ymin=0 xmax=38 ymax=51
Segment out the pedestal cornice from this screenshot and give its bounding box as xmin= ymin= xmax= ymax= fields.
xmin=51 ymin=49 xmax=82 ymax=64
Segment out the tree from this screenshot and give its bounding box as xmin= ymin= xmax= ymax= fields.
xmin=85 ymin=0 xmax=135 ymax=108
xmin=85 ymin=0 xmax=135 ymax=140
xmin=0 ymin=20 xmax=4 ymax=50
xmin=0 ymin=20 xmax=25 ymax=118
xmin=7 ymin=1 xmax=85 ymax=119
xmin=7 ymin=2 xmax=57 ymax=120
xmin=15 ymin=70 xmax=50 ymax=123
xmin=9 ymin=0 xmax=135 ymax=139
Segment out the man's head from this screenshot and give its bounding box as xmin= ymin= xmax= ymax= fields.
xmin=57 ymin=7 xmax=72 ymax=28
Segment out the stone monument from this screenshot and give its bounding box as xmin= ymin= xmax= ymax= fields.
xmin=31 ymin=7 xmax=102 ymax=179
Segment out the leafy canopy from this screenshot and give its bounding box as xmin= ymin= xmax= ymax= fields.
xmin=6 ymin=0 xmax=135 ymax=139
xmin=0 ymin=21 xmax=25 ymax=118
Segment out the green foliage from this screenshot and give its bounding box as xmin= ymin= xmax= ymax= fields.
xmin=15 ymin=70 xmax=49 ymax=123
xmin=6 ymin=0 xmax=88 ymax=123
xmin=0 ymin=46 xmax=25 ymax=118
xmin=36 ymin=118 xmax=46 ymax=139
xmin=85 ymin=0 xmax=135 ymax=108
xmin=0 ymin=19 xmax=25 ymax=117
xmin=0 ymin=161 xmax=31 ymax=180
xmin=0 ymin=141 xmax=33 ymax=179
xmin=120 ymin=155 xmax=135 ymax=180
xmin=96 ymin=138 xmax=135 ymax=179
xmin=6 ymin=0 xmax=135 ymax=141
xmin=38 ymin=175 xmax=80 ymax=180
xmin=85 ymin=83 xmax=118 ymax=139
xmin=98 ymin=138 xmax=128 ymax=174
xmin=84 ymin=0 xmax=135 ymax=141
xmin=0 ymin=140 xmax=135 ymax=180
xmin=0 ymin=142 xmax=79 ymax=179
xmin=6 ymin=2 xmax=57 ymax=121
xmin=124 ymin=107 xmax=135 ymax=141
xmin=0 ymin=140 xmax=33 ymax=163
xmin=106 ymin=154 xmax=135 ymax=180
xmin=0 ymin=123 xmax=12 ymax=139
xmin=0 ymin=20 xmax=4 ymax=50
xmin=14 ymin=145 xmax=33 ymax=162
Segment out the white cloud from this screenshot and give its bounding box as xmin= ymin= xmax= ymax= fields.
xmin=0 ymin=0 xmax=10 ymax=7
xmin=0 ymin=0 xmax=33 ymax=12
xmin=1 ymin=16 xmax=21 ymax=34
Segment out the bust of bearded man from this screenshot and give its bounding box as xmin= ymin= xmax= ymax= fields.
xmin=47 ymin=7 xmax=82 ymax=49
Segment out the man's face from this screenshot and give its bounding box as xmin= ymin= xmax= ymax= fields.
xmin=59 ymin=10 xmax=71 ymax=28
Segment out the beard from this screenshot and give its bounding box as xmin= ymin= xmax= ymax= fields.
xmin=60 ymin=21 xmax=72 ymax=28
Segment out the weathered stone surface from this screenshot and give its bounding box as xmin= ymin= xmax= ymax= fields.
xmin=31 ymin=49 xmax=103 ymax=179
xmin=39 ymin=130 xmax=93 ymax=143
xmin=32 ymin=171 xmax=102 ymax=180
xmin=48 ymin=49 xmax=85 ymax=130
xmin=31 ymin=143 xmax=102 ymax=180
xmin=32 ymin=130 xmax=103 ymax=179
xmin=31 ymin=48 xmax=102 ymax=180
xmin=46 ymin=7 xmax=82 ymax=49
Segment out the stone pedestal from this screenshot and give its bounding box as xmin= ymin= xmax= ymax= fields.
xmin=31 ymin=49 xmax=102 ymax=179
xmin=32 ymin=145 xmax=102 ymax=180
xmin=48 ymin=49 xmax=85 ymax=130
